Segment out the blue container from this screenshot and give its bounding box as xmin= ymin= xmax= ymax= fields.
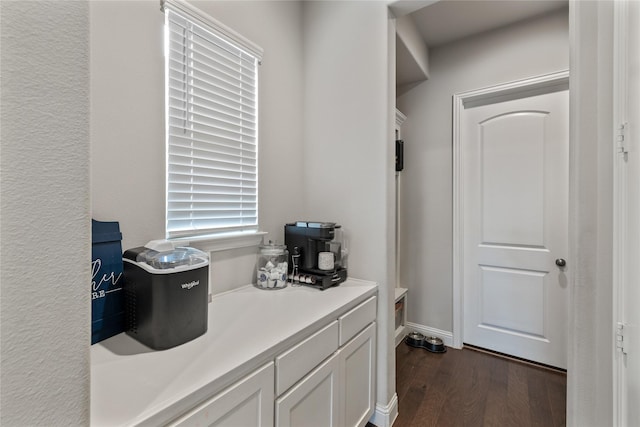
xmin=91 ymin=219 xmax=125 ymax=344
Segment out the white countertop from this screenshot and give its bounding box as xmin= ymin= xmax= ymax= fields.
xmin=91 ymin=278 xmax=377 ymax=426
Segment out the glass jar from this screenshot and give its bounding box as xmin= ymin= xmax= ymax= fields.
xmin=256 ymin=242 xmax=289 ymax=289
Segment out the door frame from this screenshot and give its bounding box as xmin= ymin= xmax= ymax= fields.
xmin=451 ymin=70 xmax=570 ymax=349
xmin=613 ymin=0 xmax=631 ymax=424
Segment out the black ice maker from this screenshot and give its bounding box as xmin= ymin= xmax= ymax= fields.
xmin=123 ymin=240 xmax=209 ymax=350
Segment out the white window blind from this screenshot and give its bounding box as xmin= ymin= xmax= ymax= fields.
xmin=163 ymin=1 xmax=261 ymax=239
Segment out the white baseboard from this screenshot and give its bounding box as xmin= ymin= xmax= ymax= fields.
xmin=368 ymin=393 xmax=398 ymax=427
xmin=404 ymin=322 xmax=455 ymax=348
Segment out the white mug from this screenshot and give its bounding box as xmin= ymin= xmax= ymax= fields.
xmin=318 ymin=251 xmax=335 ymax=270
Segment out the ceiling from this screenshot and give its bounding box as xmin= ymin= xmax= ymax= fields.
xmin=410 ymin=0 xmax=568 ymax=48
xmin=395 ymin=0 xmax=568 ymax=92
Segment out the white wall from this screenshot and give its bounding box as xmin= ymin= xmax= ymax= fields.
xmin=90 ymin=0 xmax=305 ymax=294
xmin=90 ymin=0 xmax=399 ymax=422
xmin=0 ymin=1 xmax=91 ymax=425
xmin=91 ymin=2 xmax=398 ymax=419
xmin=0 ymin=1 xmax=618 ymax=425
xmin=396 ymin=9 xmax=569 ymax=333
xmin=302 ymin=1 xmax=397 ymax=416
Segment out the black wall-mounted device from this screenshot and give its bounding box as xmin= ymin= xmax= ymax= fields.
xmin=396 ymin=139 xmax=404 ymax=172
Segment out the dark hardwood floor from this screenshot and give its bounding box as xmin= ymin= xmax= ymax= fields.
xmin=389 ymin=343 xmax=567 ymax=427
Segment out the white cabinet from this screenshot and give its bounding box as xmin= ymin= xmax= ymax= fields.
xmin=275 ymin=352 xmax=340 ymax=427
xmin=275 ymin=324 xmax=376 ymax=427
xmin=275 ymin=296 xmax=377 ymax=427
xmin=340 ymin=322 xmax=376 ymax=427
xmin=169 ymin=362 xmax=275 ymax=427
xmin=91 ymin=279 xmax=378 ymax=427
xmin=167 ymin=297 xmax=376 ymax=427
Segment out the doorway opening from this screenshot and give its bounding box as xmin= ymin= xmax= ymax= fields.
xmin=452 ymin=71 xmax=570 ymax=371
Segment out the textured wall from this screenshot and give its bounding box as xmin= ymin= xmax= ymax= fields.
xmin=0 ymin=1 xmax=91 ymax=425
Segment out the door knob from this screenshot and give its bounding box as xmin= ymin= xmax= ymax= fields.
xmin=555 ymin=258 xmax=566 ymax=267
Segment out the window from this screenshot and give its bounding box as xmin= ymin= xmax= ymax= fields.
xmin=163 ymin=0 xmax=262 ymax=240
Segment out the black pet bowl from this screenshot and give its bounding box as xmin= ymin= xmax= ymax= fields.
xmin=405 ymin=331 xmax=426 ymax=347
xmin=405 ymin=332 xmax=446 ymax=353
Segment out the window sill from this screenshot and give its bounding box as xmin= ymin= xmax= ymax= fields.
xmin=171 ymin=231 xmax=267 ymax=253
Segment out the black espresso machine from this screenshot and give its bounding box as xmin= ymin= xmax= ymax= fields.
xmin=284 ymin=221 xmax=347 ymax=290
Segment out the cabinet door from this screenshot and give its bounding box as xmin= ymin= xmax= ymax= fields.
xmin=169 ymin=362 xmax=274 ymax=427
xmin=275 ymin=353 xmax=340 ymax=427
xmin=341 ymin=322 xmax=376 ymax=427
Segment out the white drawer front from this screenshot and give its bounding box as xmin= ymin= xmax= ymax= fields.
xmin=338 ymin=296 xmax=377 ymax=346
xmin=275 ymin=321 xmax=339 ymax=396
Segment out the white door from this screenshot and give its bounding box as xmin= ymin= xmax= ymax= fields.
xmin=462 ymin=89 xmax=569 ymax=369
